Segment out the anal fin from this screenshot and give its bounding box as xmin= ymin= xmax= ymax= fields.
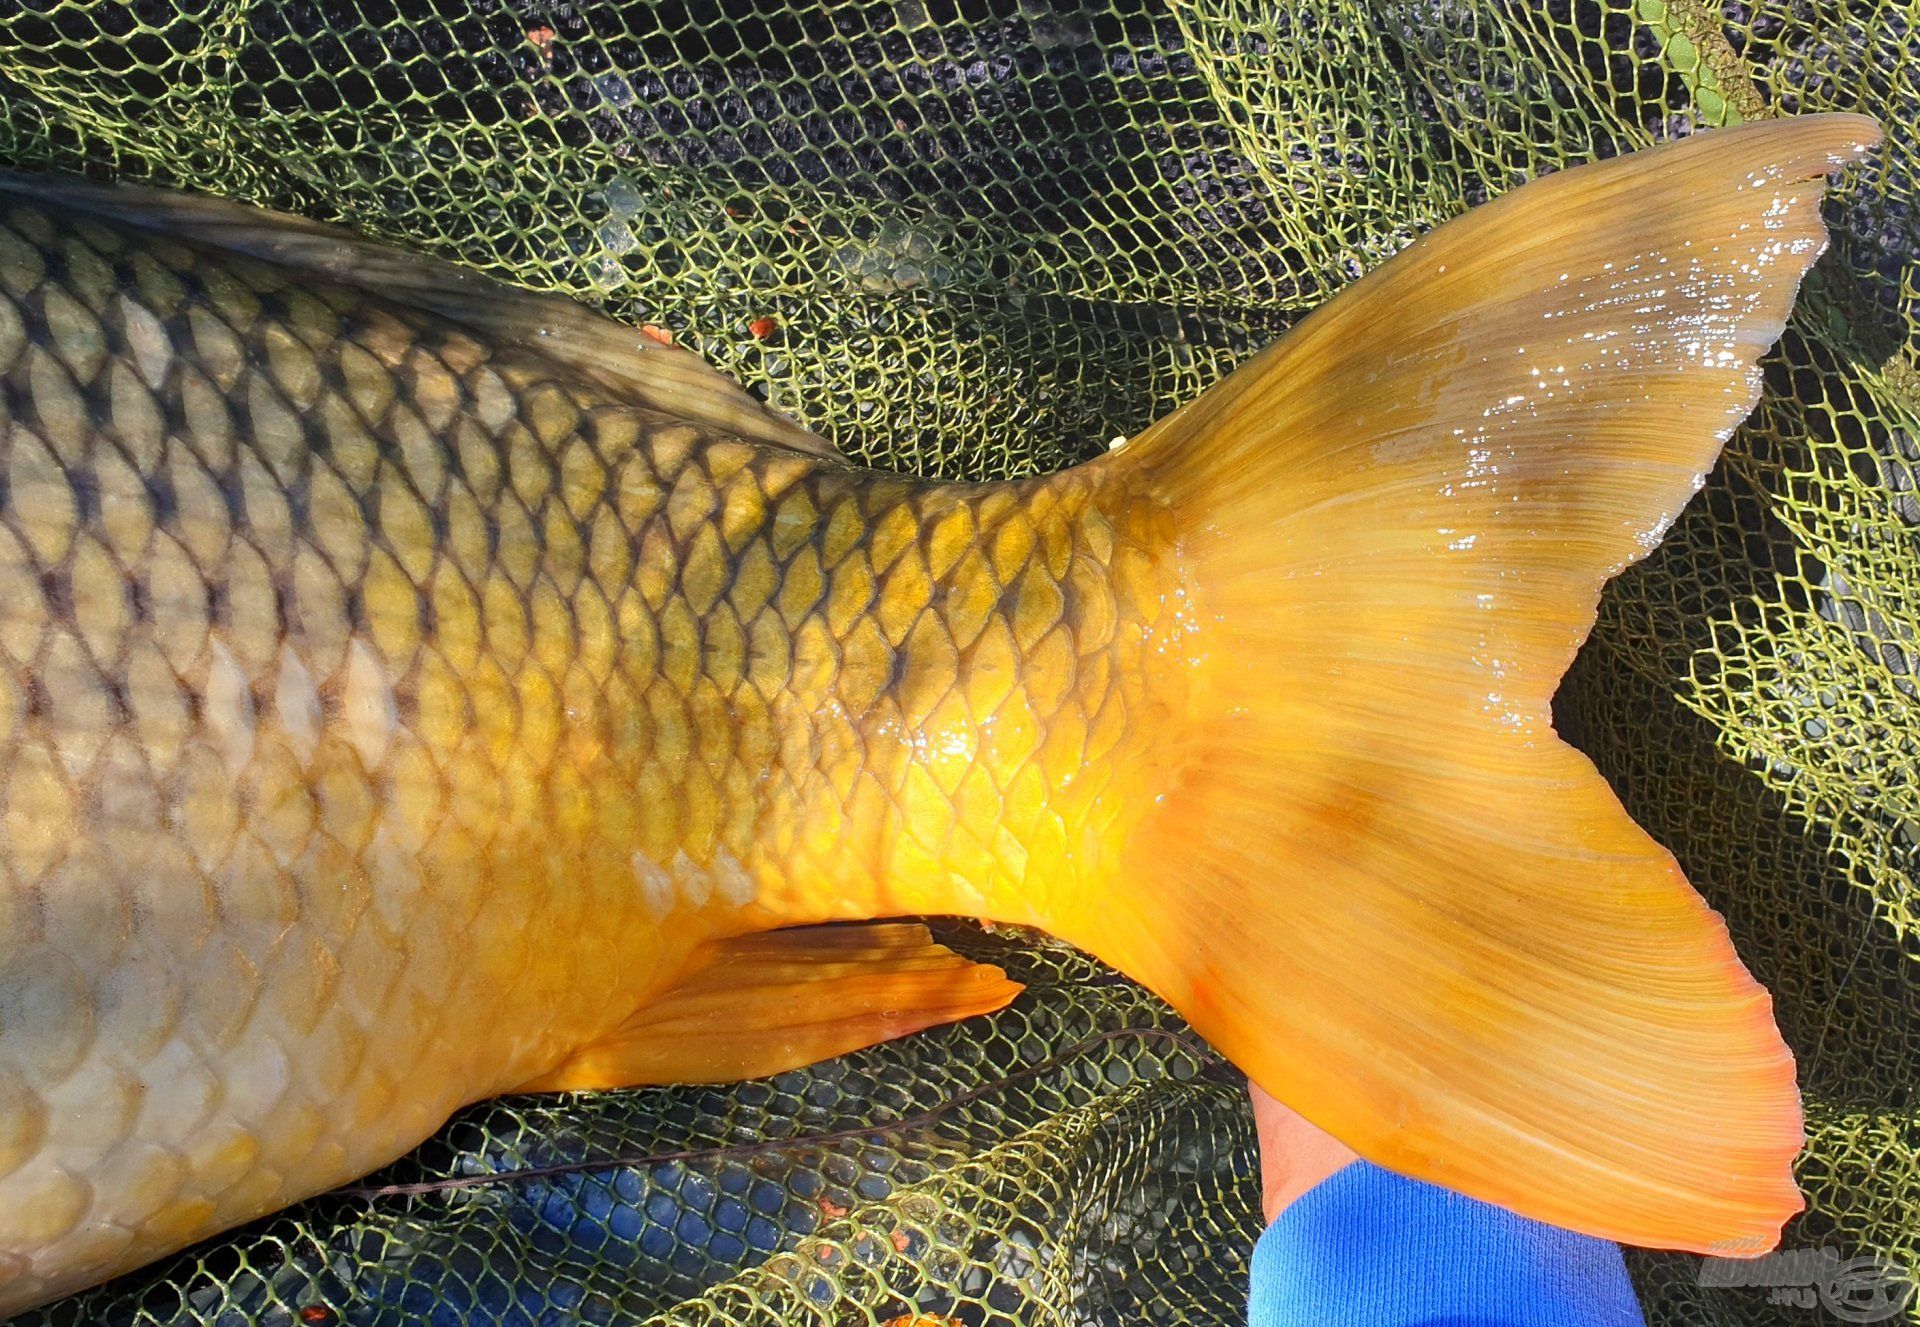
xmin=519 ymin=923 xmax=1021 ymax=1092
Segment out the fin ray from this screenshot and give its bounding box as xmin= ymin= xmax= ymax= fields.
xmin=517 ymin=923 xmax=1020 ymax=1092
xmin=1075 ymin=114 xmax=1881 ymax=1253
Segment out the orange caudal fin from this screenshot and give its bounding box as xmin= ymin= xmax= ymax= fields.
xmin=515 ymin=923 xmax=1020 ymax=1092
xmin=1073 ymin=115 xmax=1882 ymax=1253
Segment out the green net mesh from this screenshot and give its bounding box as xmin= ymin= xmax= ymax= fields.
xmin=0 ymin=1 xmax=1915 ymax=1323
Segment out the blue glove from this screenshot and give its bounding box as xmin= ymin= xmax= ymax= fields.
xmin=1249 ymin=1160 xmax=1647 ymax=1327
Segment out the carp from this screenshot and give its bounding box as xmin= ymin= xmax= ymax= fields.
xmin=0 ymin=113 xmax=1881 ymax=1311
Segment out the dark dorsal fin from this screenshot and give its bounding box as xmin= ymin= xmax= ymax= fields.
xmin=0 ymin=170 xmax=841 ymax=460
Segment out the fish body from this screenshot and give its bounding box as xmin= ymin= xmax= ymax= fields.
xmin=0 ymin=192 xmax=1180 ymax=1308
xmin=0 ymin=112 xmax=1885 ymax=1313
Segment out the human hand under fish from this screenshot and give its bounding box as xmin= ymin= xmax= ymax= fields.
xmin=0 ymin=113 xmax=1882 ymax=1313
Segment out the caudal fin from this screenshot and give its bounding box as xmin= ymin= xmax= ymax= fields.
xmin=1077 ymin=115 xmax=1881 ymax=1253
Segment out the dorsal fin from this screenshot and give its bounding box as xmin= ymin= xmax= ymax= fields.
xmin=0 ymin=170 xmax=840 ymax=460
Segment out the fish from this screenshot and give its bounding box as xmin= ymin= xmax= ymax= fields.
xmin=0 ymin=111 xmax=1881 ymax=1313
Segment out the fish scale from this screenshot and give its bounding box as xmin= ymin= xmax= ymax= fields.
xmin=0 ymin=194 xmax=1183 ymax=1310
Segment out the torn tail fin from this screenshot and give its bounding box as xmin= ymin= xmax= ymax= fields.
xmin=1070 ymin=114 xmax=1881 ymax=1253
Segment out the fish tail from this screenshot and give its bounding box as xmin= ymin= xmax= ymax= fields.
xmin=1070 ymin=114 xmax=1880 ymax=1253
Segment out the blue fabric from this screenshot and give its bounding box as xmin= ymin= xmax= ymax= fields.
xmin=1247 ymin=1161 xmax=1646 ymax=1327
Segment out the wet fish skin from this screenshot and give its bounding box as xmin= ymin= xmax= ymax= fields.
xmin=0 ymin=197 xmax=1182 ymax=1309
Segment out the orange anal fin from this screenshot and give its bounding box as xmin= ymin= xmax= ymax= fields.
xmin=519 ymin=923 xmax=1021 ymax=1092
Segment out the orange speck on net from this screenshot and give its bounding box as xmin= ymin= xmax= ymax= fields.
xmin=817 ymin=1196 xmax=848 ymax=1218
xmin=880 ymin=1316 xmax=963 ymax=1327
xmin=297 ymin=1309 xmax=337 ymax=1326
xmin=640 ymin=324 xmax=673 ymax=346
xmin=525 ymin=25 xmax=556 ymax=57
xmin=749 ymin=316 xmax=779 ymax=340
xmin=890 ymin=1230 xmax=911 ymax=1253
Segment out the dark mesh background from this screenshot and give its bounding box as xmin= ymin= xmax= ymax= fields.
xmin=0 ymin=1 xmax=1914 ymax=1323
